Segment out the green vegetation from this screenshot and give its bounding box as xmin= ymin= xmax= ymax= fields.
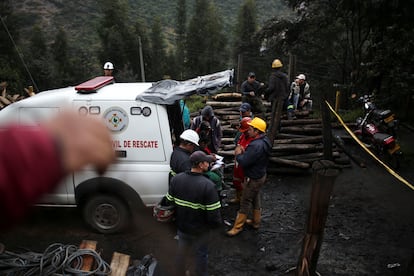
xmin=1 ymin=0 xmax=413 ymax=122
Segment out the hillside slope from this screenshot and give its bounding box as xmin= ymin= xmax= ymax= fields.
xmin=11 ymin=0 xmax=292 ymax=46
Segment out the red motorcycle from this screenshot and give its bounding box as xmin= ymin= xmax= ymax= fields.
xmin=354 ymin=109 xmax=402 ymax=169
xmin=355 ymin=94 xmax=399 ymax=137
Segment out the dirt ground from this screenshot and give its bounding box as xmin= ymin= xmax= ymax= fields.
xmin=1 ymin=126 xmax=414 ymax=276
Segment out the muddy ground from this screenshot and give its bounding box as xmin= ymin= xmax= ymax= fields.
xmin=1 ymin=126 xmax=414 ymax=276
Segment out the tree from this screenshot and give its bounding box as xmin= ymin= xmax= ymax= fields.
xmin=257 ymin=0 xmax=414 ymax=118
xmin=186 ymin=0 xmax=227 ymax=77
xmin=0 ymin=0 xmax=26 ymax=92
xmin=26 ymin=25 xmax=52 ymax=91
xmin=97 ymin=0 xmax=138 ymax=81
xmin=51 ymin=28 xmax=76 ymax=87
xmin=233 ymin=0 xmax=259 ymax=58
xmin=131 ymin=19 xmax=150 ymax=82
xmin=176 ymin=0 xmax=187 ymax=79
xmin=147 ymin=17 xmax=168 ymax=81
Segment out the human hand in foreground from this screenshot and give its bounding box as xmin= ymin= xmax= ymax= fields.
xmin=43 ymin=111 xmax=116 ymax=174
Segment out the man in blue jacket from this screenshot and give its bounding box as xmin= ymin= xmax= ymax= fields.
xmin=226 ymin=117 xmax=271 ymax=237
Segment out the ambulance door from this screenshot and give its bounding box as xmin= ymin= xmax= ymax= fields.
xmin=18 ymin=107 xmax=72 ymax=205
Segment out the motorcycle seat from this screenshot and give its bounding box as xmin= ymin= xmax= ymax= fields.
xmin=373 ymin=132 xmax=392 ymax=143
xmin=373 ymin=109 xmax=391 ymax=119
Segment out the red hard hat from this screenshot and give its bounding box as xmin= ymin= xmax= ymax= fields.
xmin=239 ymin=117 xmax=252 ymax=132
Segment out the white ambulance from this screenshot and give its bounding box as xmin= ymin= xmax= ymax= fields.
xmin=0 ymin=70 xmax=233 ymax=234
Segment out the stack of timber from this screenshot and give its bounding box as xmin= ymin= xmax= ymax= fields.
xmin=198 ymin=92 xmax=349 ymax=176
xmin=0 ymin=82 xmax=35 ymax=109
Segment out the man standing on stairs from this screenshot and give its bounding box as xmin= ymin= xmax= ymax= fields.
xmin=226 ymin=117 xmax=271 ymax=237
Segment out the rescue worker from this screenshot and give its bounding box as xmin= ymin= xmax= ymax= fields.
xmin=240 ymin=72 xmax=266 ymax=118
xmin=289 ymin=76 xmax=301 ymax=110
xmin=166 ymin=150 xmax=222 ymax=276
xmin=227 ymin=117 xmax=271 ymax=237
xmin=230 ymin=117 xmax=254 ymax=204
xmin=239 ymin=102 xmax=253 ymax=119
xmin=234 ymin=102 xmax=254 ymax=145
xmin=191 ymin=105 xmax=222 ymax=153
xmin=103 ymin=61 xmax=114 ymax=76
xmin=296 ymin=74 xmax=312 ymax=111
xmin=265 ymin=59 xmax=289 ymax=138
xmin=169 ymin=129 xmax=200 ymax=178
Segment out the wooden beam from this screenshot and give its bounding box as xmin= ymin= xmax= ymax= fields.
xmin=79 ymin=240 xmax=97 ymax=271
xmin=110 ymin=252 xmax=131 ymax=276
xmin=295 ymin=160 xmax=340 ymax=276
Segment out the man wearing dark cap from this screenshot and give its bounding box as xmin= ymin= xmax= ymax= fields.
xmin=191 ymin=105 xmax=222 ymax=153
xmin=167 ymin=150 xmax=222 ymax=276
xmin=239 ymin=102 xmax=253 ymax=118
xmin=240 ymin=72 xmax=266 ymax=118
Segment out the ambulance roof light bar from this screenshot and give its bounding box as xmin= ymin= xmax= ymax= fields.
xmin=75 ymin=76 xmax=114 ymax=94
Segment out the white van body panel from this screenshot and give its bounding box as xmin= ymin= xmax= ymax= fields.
xmin=0 ymin=82 xmax=172 ymax=207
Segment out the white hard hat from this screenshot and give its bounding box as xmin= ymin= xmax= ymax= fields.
xmin=103 ymin=62 xmax=114 ymax=70
xmin=296 ymin=74 xmax=306 ymax=80
xmin=180 ymin=129 xmax=199 ymax=146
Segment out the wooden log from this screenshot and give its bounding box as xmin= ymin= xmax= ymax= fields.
xmin=221 ymin=137 xmax=237 ymax=144
xmin=295 ymin=160 xmax=340 ymax=276
xmin=206 ymin=101 xmax=242 ymax=108
xmin=332 ymin=134 xmax=366 ymax=167
xmin=280 ymin=126 xmax=322 ymax=135
xmin=214 ymin=109 xmax=240 ymax=115
xmin=212 ymin=92 xmax=242 ymax=101
xmin=79 ymin=240 xmax=97 ymax=271
xmin=217 ymin=149 xmax=235 ymax=157
xmin=272 ymin=151 xmax=340 ymax=161
xmin=206 ymin=100 xmax=271 ymax=108
xmin=219 ymin=114 xmax=241 ymax=121
xmin=24 ymin=86 xmax=35 ymax=97
xmin=267 ymin=166 xmax=311 ymax=175
xmin=294 ymin=110 xmax=312 ymax=118
xmin=110 ymin=252 xmax=131 ymax=276
xmin=276 ymin=133 xmax=311 ymax=139
xmin=274 ymin=135 xmax=323 ymax=144
xmin=0 ymin=96 xmax=11 ymax=105
xmin=272 ymin=144 xmax=324 ymax=152
xmin=222 ymin=144 xmax=236 ymax=151
xmin=12 ymin=94 xmax=20 ymax=101
xmin=269 ymin=157 xmax=310 ymax=169
xmin=280 ymin=118 xmax=322 ymax=126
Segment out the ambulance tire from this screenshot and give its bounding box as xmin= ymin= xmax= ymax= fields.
xmin=83 ymin=194 xmax=129 ymax=234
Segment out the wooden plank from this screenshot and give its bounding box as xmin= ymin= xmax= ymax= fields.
xmin=79 ymin=240 xmax=97 ymax=271
xmin=110 ymin=251 xmax=130 ymax=276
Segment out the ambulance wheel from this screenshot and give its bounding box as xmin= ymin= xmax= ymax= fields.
xmin=83 ymin=194 xmax=129 ymax=234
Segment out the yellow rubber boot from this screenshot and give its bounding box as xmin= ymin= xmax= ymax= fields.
xmin=226 ymin=212 xmax=247 ymax=237
xmin=246 ymin=209 xmax=261 ymax=229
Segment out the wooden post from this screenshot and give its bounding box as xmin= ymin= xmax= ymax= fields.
xmin=296 ymin=160 xmax=340 ymax=276
xmin=110 ymin=252 xmax=131 ymax=276
xmin=268 ymin=98 xmax=284 ymax=146
xmin=79 ymin=240 xmax=97 ymax=271
xmin=321 ymin=95 xmax=333 ymax=161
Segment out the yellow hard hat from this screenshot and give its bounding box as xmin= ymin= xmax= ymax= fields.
xmin=248 ymin=117 xmax=267 ymax=133
xmin=272 ymin=59 xmax=283 ymax=68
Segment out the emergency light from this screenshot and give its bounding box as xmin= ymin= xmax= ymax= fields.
xmin=75 ymin=76 xmax=114 ymax=93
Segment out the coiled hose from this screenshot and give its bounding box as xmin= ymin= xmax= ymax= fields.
xmin=0 ymin=243 xmax=111 ymax=275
